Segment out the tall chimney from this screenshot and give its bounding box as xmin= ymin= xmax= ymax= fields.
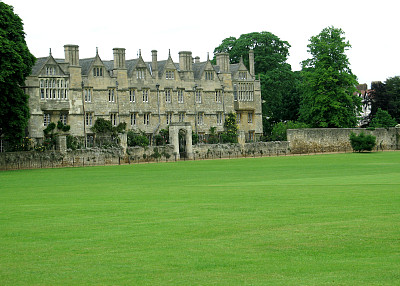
xmin=113 ymin=48 xmax=126 ymax=69
xmin=216 ymin=53 xmax=230 ymax=73
xmin=249 ymin=49 xmax=255 ymax=76
xmin=151 ymin=50 xmax=158 ymax=76
xmin=179 ymin=51 xmax=193 ymax=71
xmin=64 ymin=45 xmax=79 ymax=66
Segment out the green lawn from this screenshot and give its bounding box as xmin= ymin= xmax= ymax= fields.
xmin=0 ymin=152 xmax=399 ymax=285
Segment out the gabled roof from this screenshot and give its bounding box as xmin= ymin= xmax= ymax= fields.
xmin=80 ymin=58 xmax=95 ymax=75
xmin=30 ymin=55 xmax=66 ymax=76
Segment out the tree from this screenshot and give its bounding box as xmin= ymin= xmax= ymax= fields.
xmin=221 ymin=112 xmax=238 ymax=143
xmin=370 ymin=77 xmax=400 ymax=123
xmin=299 ymin=26 xmax=361 ymax=128
xmin=370 ymin=108 xmax=397 ymax=128
xmin=0 ymin=3 xmax=35 ymax=148
xmin=213 ymin=32 xmax=301 ymax=136
xmin=270 ymin=121 xmax=309 ymax=141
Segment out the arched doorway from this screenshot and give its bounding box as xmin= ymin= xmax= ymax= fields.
xmin=169 ymin=122 xmax=193 ymax=160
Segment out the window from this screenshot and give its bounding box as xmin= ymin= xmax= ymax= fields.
xmin=215 ymin=90 xmax=222 ymax=103
xmin=43 ymin=113 xmax=51 ymax=126
xmin=239 ymin=71 xmax=247 ymax=80
xmin=108 ymin=88 xmax=115 ymax=102
xmin=195 ymin=90 xmax=202 ymax=103
xmin=130 ymin=113 xmax=137 ymax=126
xmin=93 ymin=67 xmax=103 ymax=77
xmin=143 ymin=113 xmax=150 ymax=125
xmin=129 ymin=89 xmax=136 ymax=102
xmin=142 ymin=89 xmax=149 ymax=102
xmin=166 ymin=70 xmax=174 ymax=80
xmin=238 ymin=83 xmax=254 ymax=101
xmin=165 ymin=89 xmax=171 ymax=103
xmin=84 ymin=88 xmax=92 ymax=102
xmin=205 ymin=71 xmax=214 ymax=80
xmin=59 ymin=114 xmax=67 ymax=125
xmin=217 ymin=112 xmax=223 ymax=125
xmin=177 ymin=89 xmax=184 ymax=103
xmin=136 ymin=68 xmax=145 ymax=79
xmin=85 ymin=112 xmax=93 ymax=126
xmin=178 ymin=112 xmax=185 ymax=122
xmin=46 ymin=66 xmax=56 ymax=75
xmin=110 ymin=113 xmax=117 ymax=126
xmin=248 ymin=112 xmax=253 ymax=124
xmin=40 ymin=78 xmax=68 ymax=100
xmin=237 ymin=112 xmax=241 ymax=124
xmin=166 ymin=112 xmax=173 ymax=124
xmin=197 ymin=112 xmax=204 ymax=125
xmin=248 ymin=131 xmax=255 ymax=142
xmin=86 ymin=135 xmax=94 ymax=148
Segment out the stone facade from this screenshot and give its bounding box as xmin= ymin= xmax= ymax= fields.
xmin=24 ymin=46 xmax=263 ymax=145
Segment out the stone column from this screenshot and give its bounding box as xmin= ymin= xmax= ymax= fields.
xmin=185 ymin=124 xmax=193 ymax=159
xmin=57 ymin=134 xmax=67 ymax=153
xmin=169 ymin=125 xmax=180 ymax=160
xmin=119 ymin=133 xmax=127 ymax=155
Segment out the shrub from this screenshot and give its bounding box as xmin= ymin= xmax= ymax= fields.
xmin=127 ymin=130 xmax=149 ymax=147
xmin=349 ymin=132 xmax=376 ymax=152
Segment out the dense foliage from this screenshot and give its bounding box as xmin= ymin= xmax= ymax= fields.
xmin=300 ymin=27 xmax=361 ymax=128
xmin=127 ymin=130 xmax=149 ymax=147
xmin=270 ymin=121 xmax=309 ymax=141
xmin=370 ymin=77 xmax=400 ymax=124
xmin=349 ymin=132 xmax=376 ymax=152
xmin=369 ymin=108 xmax=397 ymax=128
xmin=0 ymin=2 xmax=36 ymax=148
xmin=221 ymin=112 xmax=238 ymax=143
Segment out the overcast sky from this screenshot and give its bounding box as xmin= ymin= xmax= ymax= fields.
xmin=5 ymin=0 xmax=400 ymax=86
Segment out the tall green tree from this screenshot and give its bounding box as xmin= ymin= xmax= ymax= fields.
xmin=0 ymin=2 xmax=35 ymax=148
xmin=213 ymin=32 xmax=301 ymax=136
xmin=299 ymin=26 xmax=361 ymax=128
xmin=370 ymin=77 xmax=400 ymax=123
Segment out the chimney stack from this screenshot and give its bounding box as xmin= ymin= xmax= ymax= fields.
xmin=216 ymin=53 xmax=230 ymax=73
xmin=64 ymin=45 xmax=79 ymax=66
xmin=249 ymin=49 xmax=255 ymax=76
xmin=151 ymin=50 xmax=158 ymax=77
xmin=179 ymin=51 xmax=193 ymax=71
xmin=113 ymin=48 xmax=126 ymax=69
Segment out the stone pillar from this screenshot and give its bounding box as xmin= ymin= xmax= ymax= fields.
xmin=57 ymin=135 xmax=67 ymax=153
xmin=185 ymin=124 xmax=193 ymax=159
xmin=119 ymin=133 xmax=127 ymax=155
xmin=396 ymin=125 xmax=400 ymax=150
xmin=169 ymin=125 xmax=180 ymax=160
xmin=238 ymin=130 xmax=246 ymax=146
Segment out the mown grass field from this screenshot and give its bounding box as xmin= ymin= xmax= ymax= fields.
xmin=0 ymin=152 xmax=399 ymax=285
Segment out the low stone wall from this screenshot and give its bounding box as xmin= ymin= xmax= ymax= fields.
xmin=287 ymin=128 xmax=400 ymax=154
xmin=192 ymin=141 xmax=290 ymax=159
xmin=126 ymin=145 xmax=175 ymax=163
xmin=0 ymin=141 xmax=291 ymax=170
xmin=0 ymin=148 xmax=124 ymax=170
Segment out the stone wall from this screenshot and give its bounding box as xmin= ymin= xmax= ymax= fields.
xmin=192 ymin=141 xmax=290 ymax=159
xmin=0 ymin=141 xmax=291 ymax=170
xmin=287 ymin=128 xmax=400 ymax=154
xmin=0 ymin=148 xmax=124 ymax=170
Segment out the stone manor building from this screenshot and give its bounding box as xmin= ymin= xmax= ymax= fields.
xmin=24 ymin=45 xmax=262 ymax=147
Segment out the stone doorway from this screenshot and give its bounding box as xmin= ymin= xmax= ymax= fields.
xmin=169 ymin=122 xmax=193 ymax=160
